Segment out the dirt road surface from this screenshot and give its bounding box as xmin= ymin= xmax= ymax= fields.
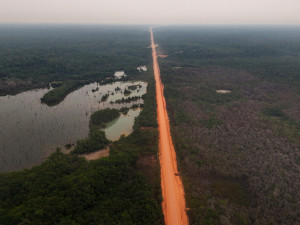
xmin=150 ymin=27 xmax=189 ymax=225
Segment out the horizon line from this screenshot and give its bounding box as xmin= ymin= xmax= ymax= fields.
xmin=1 ymin=22 xmax=300 ymax=27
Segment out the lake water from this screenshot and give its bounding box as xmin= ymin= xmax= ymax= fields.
xmin=114 ymin=71 xmax=127 ymax=79
xmin=0 ymin=81 xmax=147 ymax=172
xmin=102 ymin=108 xmax=141 ymax=141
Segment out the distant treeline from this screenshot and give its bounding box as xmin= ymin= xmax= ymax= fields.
xmin=0 ymin=25 xmax=151 ymax=95
xmin=155 ymin=26 xmax=300 ymax=89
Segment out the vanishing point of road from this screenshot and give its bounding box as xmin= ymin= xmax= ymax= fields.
xmin=150 ymin=27 xmax=189 ymax=225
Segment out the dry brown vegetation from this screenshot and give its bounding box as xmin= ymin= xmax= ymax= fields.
xmin=161 ymin=66 xmax=300 ymax=225
xmin=0 ymin=78 xmax=45 ymax=95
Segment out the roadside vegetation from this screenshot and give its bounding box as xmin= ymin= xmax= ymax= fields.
xmin=155 ymin=26 xmax=300 ymax=225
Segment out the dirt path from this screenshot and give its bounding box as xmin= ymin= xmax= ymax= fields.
xmin=150 ymin=27 xmax=189 ymax=225
xmin=80 ymin=147 xmax=110 ymax=161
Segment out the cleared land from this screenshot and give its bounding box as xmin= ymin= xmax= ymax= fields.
xmin=151 ymin=28 xmax=189 ymax=225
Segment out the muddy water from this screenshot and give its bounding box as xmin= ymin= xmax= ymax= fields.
xmin=102 ymin=108 xmax=141 ymax=141
xmin=0 ymin=81 xmax=147 ymax=172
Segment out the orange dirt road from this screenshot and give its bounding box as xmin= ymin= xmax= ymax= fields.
xmin=150 ymin=27 xmax=189 ymax=225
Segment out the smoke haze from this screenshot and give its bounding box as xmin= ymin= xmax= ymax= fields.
xmin=0 ymin=0 xmax=299 ymax=24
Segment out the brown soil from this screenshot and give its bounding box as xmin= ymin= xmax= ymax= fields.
xmin=80 ymin=147 xmax=110 ymax=161
xmin=158 ymin=55 xmax=168 ymax=58
xmin=151 ymin=27 xmax=189 ymax=225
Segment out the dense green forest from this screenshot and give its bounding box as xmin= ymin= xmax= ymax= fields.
xmin=0 ymin=25 xmax=151 ymax=96
xmin=41 ymin=80 xmax=87 ymax=105
xmin=3 ymin=24 xmax=299 ymax=225
xmin=90 ymin=108 xmax=120 ymax=128
xmin=155 ymin=26 xmax=300 ymax=225
xmin=0 ymin=63 xmax=163 ymax=224
xmin=72 ymin=129 xmax=110 ymax=154
xmin=155 ymin=26 xmax=300 ymax=89
xmin=0 ymin=25 xmax=163 ymax=224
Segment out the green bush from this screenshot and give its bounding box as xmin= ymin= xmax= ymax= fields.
xmin=90 ymin=108 xmax=120 ymax=127
xmin=124 ymin=89 xmax=132 ymax=95
xmin=41 ymin=81 xmax=85 ymax=106
xmin=262 ymin=106 xmax=286 ymax=118
xmin=101 ymin=94 xmax=109 ymax=102
xmin=72 ymin=130 xmax=109 ymax=154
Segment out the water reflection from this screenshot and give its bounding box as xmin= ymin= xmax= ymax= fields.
xmin=114 ymin=71 xmax=127 ymax=79
xmin=102 ymin=108 xmax=141 ymax=141
xmin=0 ymin=81 xmax=147 ymax=172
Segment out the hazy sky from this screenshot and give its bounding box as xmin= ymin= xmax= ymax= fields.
xmin=1 ymin=0 xmax=300 ymax=24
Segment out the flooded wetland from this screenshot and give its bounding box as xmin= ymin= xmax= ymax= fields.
xmin=0 ymin=79 xmax=147 ymax=172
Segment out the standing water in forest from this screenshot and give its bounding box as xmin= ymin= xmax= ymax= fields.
xmin=0 ymin=81 xmax=147 ymax=172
